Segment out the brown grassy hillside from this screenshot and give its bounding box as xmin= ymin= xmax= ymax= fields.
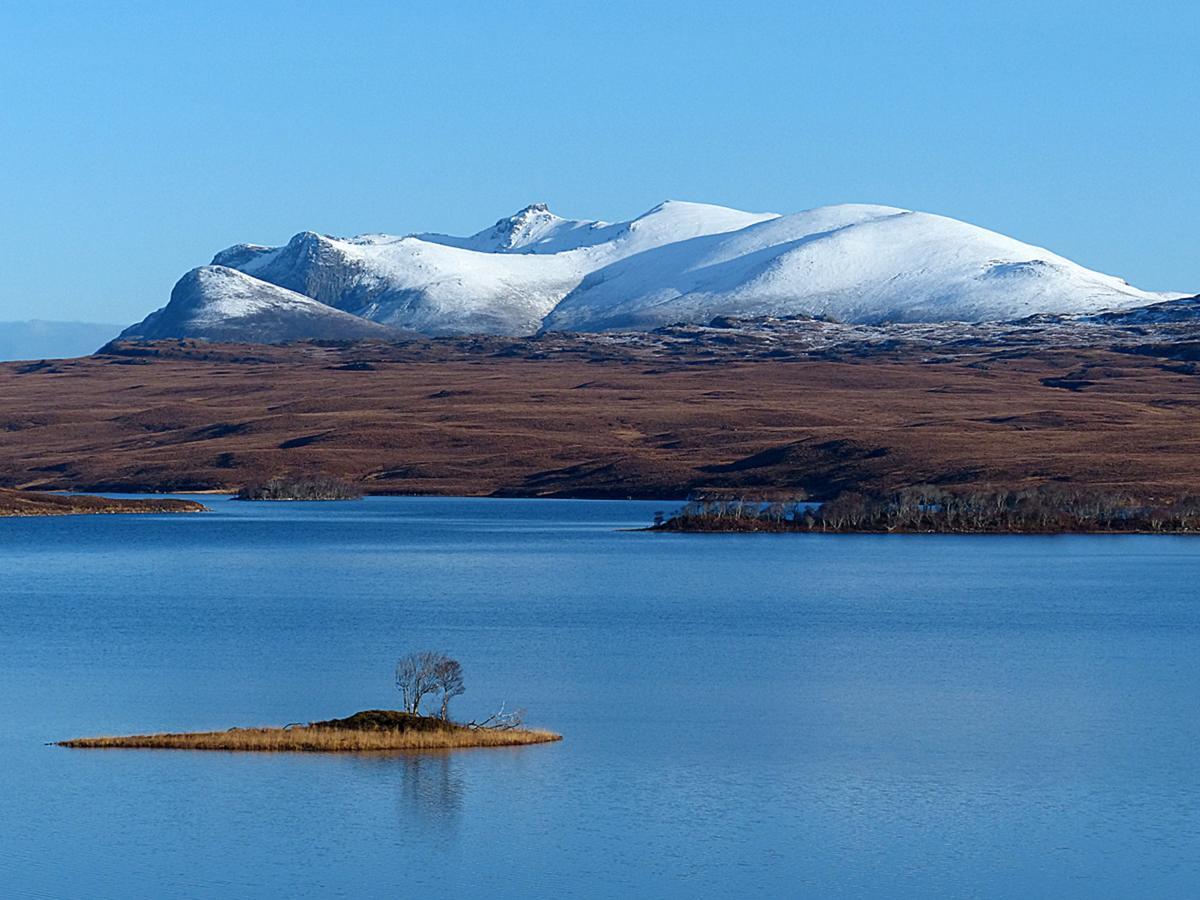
xmin=1 ymin=334 xmax=1199 ymax=501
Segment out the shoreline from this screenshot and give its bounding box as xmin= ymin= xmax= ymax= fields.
xmin=9 ymin=489 xmax=1200 ymax=535
xmin=13 ymin=487 xmax=689 ymax=503
xmin=648 ymin=524 xmax=1200 ymax=536
xmin=0 ymin=488 xmax=208 ymax=519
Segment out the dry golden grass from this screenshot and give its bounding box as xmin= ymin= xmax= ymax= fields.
xmin=58 ymin=724 xmax=562 ymax=752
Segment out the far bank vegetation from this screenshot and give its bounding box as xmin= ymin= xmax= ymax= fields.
xmin=235 ymin=475 xmax=362 ymax=501
xmin=654 ymin=486 xmax=1200 ymax=534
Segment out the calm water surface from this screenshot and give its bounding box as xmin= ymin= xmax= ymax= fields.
xmin=2 ymin=497 xmax=1198 ymax=898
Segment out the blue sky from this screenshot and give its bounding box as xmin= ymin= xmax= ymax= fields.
xmin=1 ymin=1 xmax=1196 ymax=323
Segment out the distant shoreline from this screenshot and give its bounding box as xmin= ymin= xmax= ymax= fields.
xmin=8 ymin=487 xmax=688 ymax=503
xmin=648 ymin=521 xmax=1200 ymax=536
xmin=9 ymin=488 xmax=1200 ymax=537
xmin=650 ymin=488 xmax=1200 ymax=536
xmin=0 ymin=488 xmax=207 ymax=518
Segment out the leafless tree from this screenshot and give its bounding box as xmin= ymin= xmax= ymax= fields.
xmin=433 ymin=657 xmax=465 ymax=720
xmin=395 ymin=651 xmax=443 ymax=715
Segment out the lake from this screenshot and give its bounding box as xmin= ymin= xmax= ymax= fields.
xmin=2 ymin=497 xmax=1198 ymax=898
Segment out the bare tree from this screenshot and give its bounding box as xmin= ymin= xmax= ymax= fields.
xmin=395 ymin=651 xmax=443 ymax=715
xmin=433 ymin=657 xmax=465 ymax=720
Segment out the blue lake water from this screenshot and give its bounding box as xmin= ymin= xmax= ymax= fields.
xmin=2 ymin=496 xmax=1198 ymax=898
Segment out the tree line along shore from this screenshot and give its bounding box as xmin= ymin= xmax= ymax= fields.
xmin=651 ymin=486 xmax=1200 ymax=535
xmin=10 ymin=481 xmax=1200 ymax=535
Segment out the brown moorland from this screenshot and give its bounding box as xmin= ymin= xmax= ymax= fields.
xmin=2 ymin=331 xmax=1199 ymax=502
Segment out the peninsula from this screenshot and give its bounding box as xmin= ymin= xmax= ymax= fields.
xmin=0 ymin=488 xmax=206 ymax=518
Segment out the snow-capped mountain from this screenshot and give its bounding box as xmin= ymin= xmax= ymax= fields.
xmin=119 ymin=266 xmax=402 ymax=343
xmin=120 ymin=201 xmax=1182 ymax=344
xmin=418 ymin=200 xmax=778 ymax=257
xmin=543 ymin=205 xmax=1169 ymax=332
xmin=198 ymin=200 xmax=774 ymax=336
xmin=417 ymin=202 xmax=615 ymax=254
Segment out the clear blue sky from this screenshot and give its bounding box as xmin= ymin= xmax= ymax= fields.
xmin=1 ymin=1 xmax=1196 ymax=323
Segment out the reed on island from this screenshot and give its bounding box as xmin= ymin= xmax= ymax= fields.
xmin=57 ymin=720 xmax=561 ymax=752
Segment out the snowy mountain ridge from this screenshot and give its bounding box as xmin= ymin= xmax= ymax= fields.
xmin=119 ymin=266 xmax=402 ymax=343
xmin=121 ymin=200 xmax=1184 ymax=343
xmin=418 ymin=202 xmax=613 ymax=253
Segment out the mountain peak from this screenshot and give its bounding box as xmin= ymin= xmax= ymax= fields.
xmin=483 ymin=203 xmax=563 ymax=251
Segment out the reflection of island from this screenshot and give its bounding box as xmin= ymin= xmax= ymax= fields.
xmin=396 ymin=754 xmax=465 ymax=829
xmin=346 ymin=751 xmax=464 ymax=830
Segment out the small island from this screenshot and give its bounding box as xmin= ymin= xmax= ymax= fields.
xmin=57 ymin=710 xmax=561 ymax=752
xmin=0 ymin=488 xmax=206 ymax=518
xmin=234 ymin=475 xmax=363 ymax=501
xmin=651 ymin=486 xmax=1200 ymax=535
xmin=58 ymin=652 xmax=560 ymax=753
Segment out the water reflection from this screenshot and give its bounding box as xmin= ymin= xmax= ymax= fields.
xmin=398 ymin=753 xmax=464 ymax=831
xmin=354 ymin=752 xmax=465 ymax=831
